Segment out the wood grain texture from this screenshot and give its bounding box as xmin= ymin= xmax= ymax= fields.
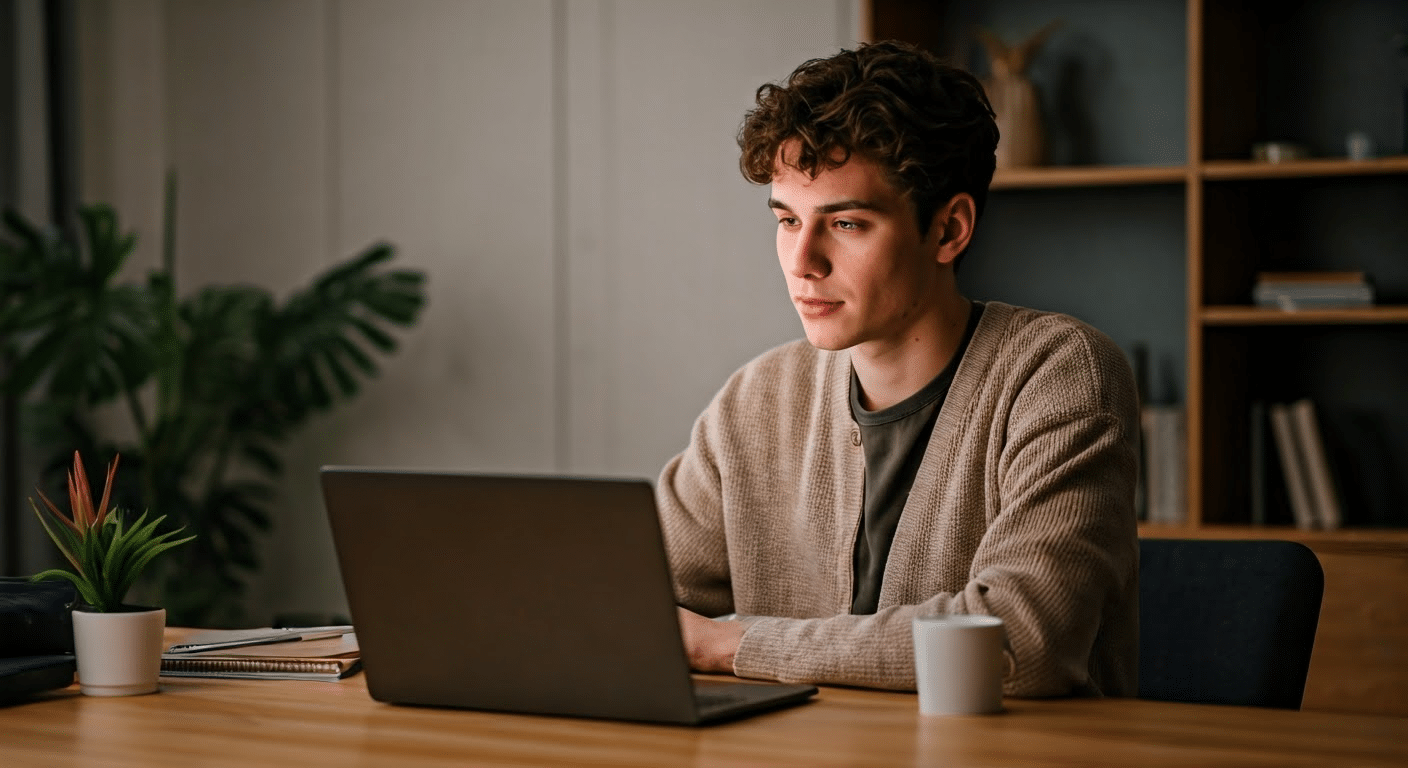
xmin=3 ymin=643 xmax=1406 ymax=767
xmin=989 ymin=164 xmax=1186 ymax=189
xmin=1200 ymin=306 xmax=1408 ymax=326
xmin=1140 ymin=524 xmax=1408 ymax=555
xmin=1202 ymin=156 xmax=1408 ymax=180
xmin=1302 ymin=551 xmax=1408 ymax=717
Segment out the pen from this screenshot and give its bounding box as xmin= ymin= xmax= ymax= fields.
xmin=165 ymin=625 xmax=354 ymax=654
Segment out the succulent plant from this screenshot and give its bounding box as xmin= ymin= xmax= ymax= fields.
xmin=30 ymin=451 xmax=195 ymax=612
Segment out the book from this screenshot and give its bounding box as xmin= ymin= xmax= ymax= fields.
xmin=1268 ymin=403 xmax=1316 ymax=530
xmin=1249 ymin=401 xmax=1267 ymax=526
xmin=1130 ymin=343 xmax=1150 ymax=522
xmin=1252 ymin=271 xmax=1374 ymax=311
xmin=1140 ymin=404 xmax=1186 ymax=525
xmin=161 ymin=632 xmax=361 ymax=682
xmin=1289 ymin=398 xmax=1343 ymax=530
xmin=1255 ymin=271 xmax=1366 ymax=284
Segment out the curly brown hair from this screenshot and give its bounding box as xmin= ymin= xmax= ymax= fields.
xmin=737 ymin=41 xmax=998 ymax=240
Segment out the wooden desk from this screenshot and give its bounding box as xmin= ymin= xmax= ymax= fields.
xmin=3 ymin=672 xmax=1406 ymax=767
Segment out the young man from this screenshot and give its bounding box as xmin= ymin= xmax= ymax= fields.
xmin=658 ymin=41 xmax=1139 ymax=697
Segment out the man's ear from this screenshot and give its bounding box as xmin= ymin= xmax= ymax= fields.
xmin=930 ymin=193 xmax=977 ymax=266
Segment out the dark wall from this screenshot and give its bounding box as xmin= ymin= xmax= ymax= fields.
xmin=1 ymin=0 xmax=21 ymax=576
xmin=1 ymin=0 xmax=17 ymax=210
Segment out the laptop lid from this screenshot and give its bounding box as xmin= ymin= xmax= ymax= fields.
xmin=320 ymin=468 xmax=815 ymax=725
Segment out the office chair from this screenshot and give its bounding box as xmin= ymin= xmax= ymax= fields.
xmin=1138 ymin=538 xmax=1324 ymax=709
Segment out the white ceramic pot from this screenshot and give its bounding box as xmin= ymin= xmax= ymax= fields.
xmin=71 ymin=606 xmax=166 ymax=696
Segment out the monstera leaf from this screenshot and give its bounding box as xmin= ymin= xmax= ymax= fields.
xmin=0 ymin=206 xmax=158 ymax=403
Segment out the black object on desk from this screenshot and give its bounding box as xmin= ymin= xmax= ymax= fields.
xmin=0 ymin=655 xmax=76 ymax=705
xmin=0 ymin=578 xmax=77 ymax=705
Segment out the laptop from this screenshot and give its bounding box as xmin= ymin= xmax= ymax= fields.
xmin=319 ymin=467 xmax=818 ymax=725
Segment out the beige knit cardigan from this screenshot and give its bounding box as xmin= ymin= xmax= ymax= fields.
xmin=656 ymin=301 xmax=1140 ymax=697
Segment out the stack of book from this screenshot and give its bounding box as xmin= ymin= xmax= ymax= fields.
xmin=1252 ymin=271 xmax=1374 ymax=311
xmin=161 ymin=625 xmax=361 ymax=682
xmin=1257 ymin=398 xmax=1343 ymax=530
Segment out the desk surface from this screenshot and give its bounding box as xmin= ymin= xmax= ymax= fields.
xmin=3 ymin=670 xmax=1407 ymax=767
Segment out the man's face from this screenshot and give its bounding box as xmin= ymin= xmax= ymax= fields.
xmin=769 ymin=144 xmax=944 ymax=355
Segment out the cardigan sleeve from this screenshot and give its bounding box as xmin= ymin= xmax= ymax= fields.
xmin=731 ymin=325 xmax=1140 ymax=697
xmin=655 ymin=401 xmax=736 ymax=619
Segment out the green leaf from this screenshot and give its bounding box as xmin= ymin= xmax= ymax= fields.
xmin=2 ymin=207 xmax=51 ymax=261
xmin=79 ymin=205 xmax=136 ymax=282
xmin=3 ymin=324 xmax=72 ymax=395
xmin=239 ymin=442 xmax=283 ymax=475
xmin=88 ymin=522 xmax=120 ymax=609
xmin=30 ymin=498 xmax=84 ymax=573
xmin=79 ymin=527 xmax=105 ymax=586
xmin=348 ymin=316 xmax=397 ymax=353
xmin=330 ymin=334 xmax=377 ymax=375
xmin=103 ymin=512 xmax=146 ymax=589
xmin=221 ymin=524 xmax=259 ymax=569
xmin=214 ymin=491 xmax=273 ymax=532
xmin=384 ymin=270 xmax=426 ymax=289
xmin=319 ymin=345 xmax=360 ymax=398
xmin=313 ymin=242 xmax=395 ymax=289
xmin=31 ymin=569 xmax=100 ymax=608
xmin=114 ymin=532 xmax=196 ymax=601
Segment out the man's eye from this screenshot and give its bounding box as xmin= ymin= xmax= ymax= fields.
xmin=834 ymin=220 xmax=860 ymax=231
xmin=777 ymin=217 xmax=798 ymax=227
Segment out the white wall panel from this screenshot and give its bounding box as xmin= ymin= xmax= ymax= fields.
xmin=327 ymin=0 xmax=556 ymax=469
xmin=76 ymin=0 xmax=165 ymax=275
xmin=164 ymin=0 xmax=331 ymax=290
xmin=565 ymin=0 xmax=855 ymax=479
xmin=268 ymin=0 xmax=558 ymax=619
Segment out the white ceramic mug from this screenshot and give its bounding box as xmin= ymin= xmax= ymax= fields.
xmin=912 ymin=614 xmax=1006 ymax=715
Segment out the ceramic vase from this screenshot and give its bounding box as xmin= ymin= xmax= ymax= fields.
xmin=71 ymin=605 xmax=166 ymax=696
xmin=976 ymin=22 xmax=1060 ymax=168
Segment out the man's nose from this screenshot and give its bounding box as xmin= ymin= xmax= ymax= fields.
xmin=784 ymin=226 xmax=830 ymax=280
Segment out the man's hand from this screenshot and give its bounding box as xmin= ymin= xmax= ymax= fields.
xmin=676 ymin=607 xmax=747 ymax=674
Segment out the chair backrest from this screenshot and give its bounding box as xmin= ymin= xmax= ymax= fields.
xmin=1138 ymin=538 xmax=1324 ymax=709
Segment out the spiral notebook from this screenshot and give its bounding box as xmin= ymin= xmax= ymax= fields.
xmin=161 ymin=631 xmax=361 ymax=682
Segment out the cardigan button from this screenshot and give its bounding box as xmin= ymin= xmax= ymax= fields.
xmin=850 ymin=429 xmax=861 ymax=446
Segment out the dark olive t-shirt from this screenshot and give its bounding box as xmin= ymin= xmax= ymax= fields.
xmin=849 ymin=302 xmax=983 ymax=615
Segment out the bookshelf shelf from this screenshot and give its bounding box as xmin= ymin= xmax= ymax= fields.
xmin=1140 ymin=523 xmax=1408 ymax=556
xmin=990 ymin=164 xmax=1187 ymax=190
xmin=1200 ymin=306 xmax=1408 ymax=326
xmin=991 ymin=158 xmax=1408 ymax=191
xmin=1200 ymin=156 xmax=1408 ymax=182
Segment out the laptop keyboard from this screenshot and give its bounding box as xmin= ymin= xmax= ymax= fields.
xmin=690 ymin=679 xmax=818 ymax=722
xmin=694 ymin=686 xmax=754 ymax=709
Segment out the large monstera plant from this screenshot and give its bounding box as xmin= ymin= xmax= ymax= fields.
xmin=0 ymin=195 xmax=426 ymax=626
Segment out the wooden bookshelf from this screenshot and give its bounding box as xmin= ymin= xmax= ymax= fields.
xmin=868 ymin=0 xmax=1408 ymax=717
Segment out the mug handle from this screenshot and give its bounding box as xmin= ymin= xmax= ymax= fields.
xmin=1000 ymin=634 xmax=1017 ymax=680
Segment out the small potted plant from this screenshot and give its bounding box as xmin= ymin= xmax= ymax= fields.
xmin=30 ymin=451 xmax=195 ymax=696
